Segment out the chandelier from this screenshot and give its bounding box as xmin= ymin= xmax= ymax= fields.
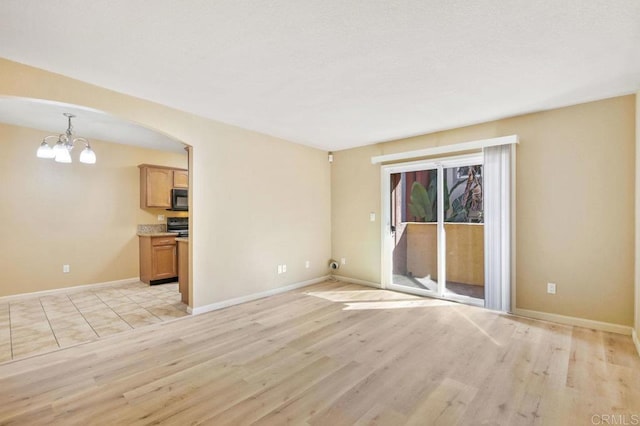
xmin=36 ymin=113 xmax=97 ymax=164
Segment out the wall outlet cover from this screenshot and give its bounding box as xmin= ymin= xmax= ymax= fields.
xmin=547 ymin=282 xmax=556 ymax=294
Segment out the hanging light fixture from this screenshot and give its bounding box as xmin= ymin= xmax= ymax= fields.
xmin=36 ymin=113 xmax=96 ymax=164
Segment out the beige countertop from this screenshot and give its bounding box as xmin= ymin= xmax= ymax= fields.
xmin=137 ymin=232 xmax=180 ymax=237
xmin=175 ymin=237 xmax=189 ymax=243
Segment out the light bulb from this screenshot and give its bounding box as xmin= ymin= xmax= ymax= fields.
xmin=79 ymin=146 xmax=96 ymax=164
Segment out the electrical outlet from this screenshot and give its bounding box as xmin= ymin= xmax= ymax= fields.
xmin=277 ymin=265 xmax=283 ymax=274
xmin=305 ymin=260 xmax=310 ymax=269
xmin=547 ymin=282 xmax=556 ymax=294
xmin=157 ymin=214 xmax=165 ymax=221
xmin=370 ymin=212 xmax=376 ymax=222
xmin=341 ymin=257 xmax=346 ymax=265
xmin=63 ymin=264 xmax=70 ymax=273
xmin=282 ymin=264 xmax=287 ymax=273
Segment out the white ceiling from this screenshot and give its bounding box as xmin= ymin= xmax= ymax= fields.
xmin=0 ymin=1 xmax=639 ymax=151
xmin=0 ymin=98 xmax=186 ymax=153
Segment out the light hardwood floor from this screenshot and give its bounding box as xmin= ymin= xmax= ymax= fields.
xmin=0 ymin=281 xmax=638 ymax=425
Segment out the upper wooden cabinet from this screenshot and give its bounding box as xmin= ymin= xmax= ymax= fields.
xmin=141 ymin=167 xmax=172 ymax=208
xmin=173 ymin=170 xmax=189 ymax=188
xmin=139 ymin=164 xmax=188 ymax=209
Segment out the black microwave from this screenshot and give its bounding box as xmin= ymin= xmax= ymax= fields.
xmin=170 ymin=188 xmax=188 ymax=211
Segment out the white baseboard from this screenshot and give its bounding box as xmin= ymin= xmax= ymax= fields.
xmin=513 ymin=308 xmax=633 ymax=335
xmin=0 ymin=277 xmax=141 ymax=303
xmin=188 ymin=275 xmax=330 ymax=315
xmin=331 ymin=275 xmax=382 ymax=289
xmin=633 ymin=329 xmax=640 ymax=357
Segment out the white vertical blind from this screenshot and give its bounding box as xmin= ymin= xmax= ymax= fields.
xmin=483 ymin=144 xmax=514 ymax=312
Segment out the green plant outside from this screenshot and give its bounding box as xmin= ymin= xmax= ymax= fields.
xmin=407 ymin=166 xmax=482 ymax=223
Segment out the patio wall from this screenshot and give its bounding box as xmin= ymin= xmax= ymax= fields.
xmin=404 ymin=223 xmax=484 ymax=286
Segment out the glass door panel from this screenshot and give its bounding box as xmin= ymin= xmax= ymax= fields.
xmin=390 ymin=169 xmax=439 ymax=294
xmin=443 ymin=164 xmax=485 ymax=301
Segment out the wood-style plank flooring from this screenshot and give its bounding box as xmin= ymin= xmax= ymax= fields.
xmin=0 ymin=281 xmax=638 ymax=425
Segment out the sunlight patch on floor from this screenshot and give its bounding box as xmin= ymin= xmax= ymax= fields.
xmin=307 ymin=285 xmax=501 ymax=346
xmin=305 ymin=290 xmax=421 ymax=303
xmin=454 ymin=307 xmax=503 ymax=346
xmin=342 ymin=299 xmax=457 ymax=310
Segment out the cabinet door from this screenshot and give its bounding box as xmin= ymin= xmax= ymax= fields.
xmin=152 ymin=245 xmax=177 ymax=280
xmin=178 ymin=241 xmax=189 ymax=304
xmin=145 ymin=168 xmax=173 ymax=208
xmin=173 ymin=170 xmax=189 ymax=188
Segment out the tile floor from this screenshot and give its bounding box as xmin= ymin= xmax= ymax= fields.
xmin=0 ymin=281 xmax=188 ymax=362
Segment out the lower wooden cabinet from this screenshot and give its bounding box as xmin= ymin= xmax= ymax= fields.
xmin=139 ymin=235 xmax=177 ymax=284
xmin=177 ymin=239 xmax=189 ymax=305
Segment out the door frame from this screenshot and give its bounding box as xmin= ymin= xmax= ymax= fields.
xmin=380 ymin=153 xmax=484 ymax=306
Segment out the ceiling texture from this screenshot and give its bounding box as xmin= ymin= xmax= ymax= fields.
xmin=0 ymin=0 xmax=639 ymax=151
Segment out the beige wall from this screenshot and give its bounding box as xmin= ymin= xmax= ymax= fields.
xmin=0 ymin=58 xmax=332 ymax=308
xmin=332 ymin=95 xmax=636 ymax=326
xmin=0 ymin=122 xmax=187 ymax=296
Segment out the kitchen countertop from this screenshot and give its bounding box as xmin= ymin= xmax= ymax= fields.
xmin=175 ymin=237 xmax=189 ymax=243
xmin=137 ymin=232 xmax=180 ymax=237
xmin=137 ymin=223 xmax=180 ymax=237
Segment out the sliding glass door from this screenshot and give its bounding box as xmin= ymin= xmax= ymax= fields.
xmin=389 ymin=166 xmax=442 ymax=294
xmin=383 ymin=154 xmax=485 ymax=306
xmin=443 ymin=163 xmax=484 ymax=301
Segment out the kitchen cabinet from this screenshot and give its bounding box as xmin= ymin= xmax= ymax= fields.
xmin=138 ymin=164 xmax=188 ymax=209
xmin=177 ymin=238 xmax=189 ymax=304
xmin=139 ymin=235 xmax=178 ymax=284
xmin=173 ymin=170 xmax=189 ymax=188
